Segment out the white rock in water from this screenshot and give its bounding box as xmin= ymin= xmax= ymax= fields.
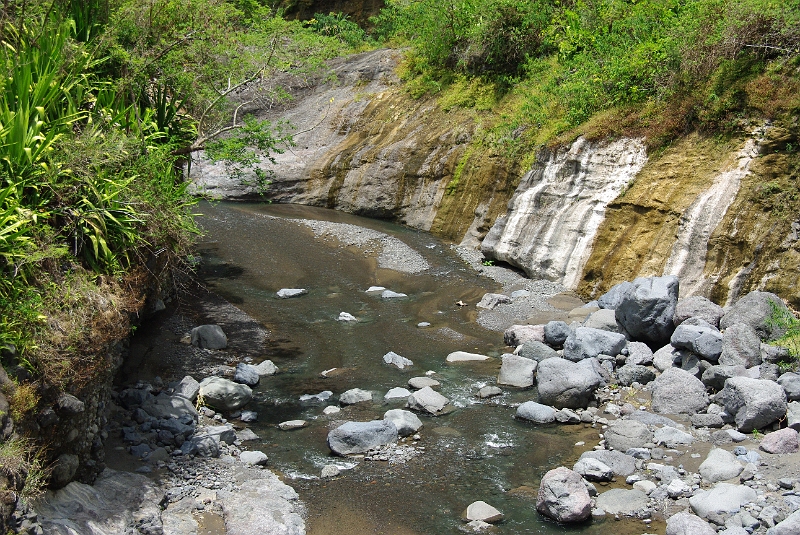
xmin=321 ymin=465 xmax=340 ymax=478
xmin=407 ymin=386 xmax=449 ymax=415
xmin=239 ymin=451 xmax=268 ymax=466
xmin=366 ymin=286 xmax=385 ymax=293
xmin=383 ymin=351 xmax=413 ymax=369
xmin=384 ymin=387 xmax=412 ymax=400
xmin=322 ymin=405 xmax=341 ymax=415
xmin=278 ymin=420 xmax=308 ymax=431
xmin=253 ymin=360 xmax=278 ymax=376
xmin=381 ymin=290 xmax=407 ymax=298
xmin=464 ymin=501 xmax=504 ymax=523
xmin=277 ymin=288 xmax=307 ymax=298
xmin=417 ymin=322 xmax=431 ymax=328
xmin=337 ymin=312 xmax=358 ymax=322
xmin=300 ymin=391 xmax=333 ymax=403
xmin=446 ymin=351 xmax=491 ymax=362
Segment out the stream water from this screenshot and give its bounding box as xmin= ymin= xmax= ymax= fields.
xmin=166 ymin=201 xmax=657 ymax=534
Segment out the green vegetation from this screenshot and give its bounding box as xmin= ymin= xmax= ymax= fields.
xmin=768 ymin=300 xmax=800 ymax=368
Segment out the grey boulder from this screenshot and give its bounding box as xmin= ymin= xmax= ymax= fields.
xmin=717 ymin=376 xmax=787 ymax=432
xmin=673 ymin=295 xmax=724 ymax=328
xmin=536 ymin=467 xmax=591 ymax=523
xmin=563 ymin=327 xmax=627 ymax=362
xmin=604 ymin=419 xmax=653 ymax=451
xmin=626 ymin=341 xmax=654 ymax=366
xmin=699 ymin=448 xmax=744 ymax=483
xmin=573 ymin=457 xmax=613 ymax=482
xmin=595 ymin=488 xmax=648 ymax=515
xmin=720 ymin=291 xmax=792 ymax=341
xmin=233 ymin=363 xmax=260 ymax=387
xmin=406 ymin=386 xmax=449 ymax=415
xmin=339 ymin=388 xmax=373 ymax=405
xmin=778 ymin=372 xmax=800 ymax=401
xmin=277 ymin=288 xmax=307 ymax=299
xmin=543 ymin=321 xmax=571 ymax=347
xmin=671 ymin=320 xmax=722 ymax=362
xmin=666 ymin=511 xmax=717 ymax=535
xmin=766 ymin=509 xmax=800 ymax=535
xmin=701 ymin=365 xmax=749 ymax=391
xmin=536 ymin=357 xmax=603 ymax=409
xmin=477 ymin=293 xmax=511 ymax=309
xmin=383 ymin=409 xmax=423 ymax=437
xmin=516 ymin=402 xmax=556 ymax=424
xmin=616 ymin=364 xmax=655 ymax=386
xmin=198 ymin=377 xmax=252 ymax=412
xmin=497 ymin=354 xmax=537 ymax=387
xmin=504 ymin=324 xmax=544 ymax=347
xmin=516 ymin=341 xmax=559 ymax=362
xmin=383 ymin=351 xmax=413 ymax=369
xmin=327 ymin=420 xmax=398 ymax=455
xmin=583 ymin=308 xmax=628 ymax=336
xmin=719 ymin=323 xmax=763 ymax=367
xmin=190 ymin=325 xmax=227 ymax=349
xmin=689 ymin=483 xmax=756 ymax=519
xmin=650 ymin=367 xmax=709 ymax=415
xmin=615 ymin=275 xmax=679 ymax=345
xmin=597 ymin=281 xmax=634 ymax=310
xmin=577 ymin=450 xmax=636 ymax=476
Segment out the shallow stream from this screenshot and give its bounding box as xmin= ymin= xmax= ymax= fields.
xmin=150 ymin=201 xmax=660 ymax=534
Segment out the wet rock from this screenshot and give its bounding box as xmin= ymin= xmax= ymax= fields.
xmin=253 ymin=359 xmax=278 ymax=376
xmin=573 ymin=458 xmax=613 ymax=482
xmin=383 ymin=351 xmax=413 ymax=369
xmin=543 ymin=321 xmax=571 ymax=347
xmin=337 ymin=311 xmax=357 ymax=322
xmin=702 ymin=365 xmax=749 ymax=391
xmin=278 ymin=420 xmax=308 ymax=431
xmin=327 ymin=420 xmax=398 ymax=455
xmin=190 ymin=324 xmax=228 ymax=349
xmin=240 ymin=450 xmax=268 ymax=466
xmin=504 ymin=324 xmax=545 ymax=347
xmin=595 ymin=488 xmax=647 ymax=515
xmin=240 ymin=410 xmax=258 ymax=422
xmin=277 ymin=288 xmax=307 ymax=299
xmin=383 ymin=409 xmax=422 ymax=437
xmin=651 ymin=367 xmax=709 ymax=414
xmin=563 ymin=327 xmax=627 ymax=362
xmin=477 ymin=293 xmax=511 ymax=310
xmin=699 ymin=448 xmax=744 ymax=483
xmin=759 ymin=428 xmax=799 ymax=454
xmin=497 ymin=354 xmax=537 ymax=387
xmin=233 ymin=363 xmax=260 ymax=387
xmin=617 ymin=364 xmax=655 ymax=386
xmin=515 ymin=341 xmax=559 ymax=362
xmin=142 ymin=393 xmax=198 ymax=420
xmin=536 ymin=357 xmax=603 ymax=409
xmin=674 ymin=296 xmax=725 ymax=328
xmin=625 ymin=341 xmax=654 ymax=366
xmin=408 ymin=377 xmax=439 ymax=390
xmin=381 ymin=289 xmax=407 ymax=298
xmin=463 ymin=501 xmax=504 ymax=523
xmin=446 ymin=351 xmax=491 ymax=362
xmin=407 ymin=387 xmax=450 ymax=415
xmin=666 ymin=511 xmax=717 ymax=535
xmin=477 ymin=386 xmax=502 ymax=398
xmin=198 ymin=377 xmax=253 ymax=411
xmin=604 ymin=420 xmax=653 ymax=451
xmin=778 ymin=372 xmax=800 ymax=401
xmin=717 ymin=376 xmax=787 ymax=432
xmin=340 ymin=388 xmax=373 ymax=405
xmin=719 ymin=323 xmax=763 ymax=368
xmin=516 ymin=402 xmax=556 ymax=424
xmin=536 ymin=467 xmax=592 ymax=523
xmin=321 ymin=465 xmax=340 ymax=478
xmin=720 ymin=291 xmax=791 ymax=341
xmin=689 ymin=483 xmax=757 ymax=519
xmin=671 ymin=321 xmax=722 ymax=362
xmin=615 ymin=275 xmax=679 ymax=346
xmin=384 ymin=387 xmax=412 ymax=401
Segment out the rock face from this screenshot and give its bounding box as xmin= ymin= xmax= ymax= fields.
xmin=615 ymin=275 xmax=679 ymax=345
xmin=497 ymin=354 xmax=537 ymax=387
xmin=327 ymin=420 xmax=398 ymax=455
xmin=198 ymin=377 xmax=253 ymax=412
xmin=536 ymin=358 xmax=603 ymax=409
xmin=717 ymin=376 xmax=787 ymax=432
xmin=650 ymin=367 xmax=709 ymax=415
xmin=536 ymin=467 xmax=592 ymax=523
xmin=562 ymin=327 xmax=627 ymax=362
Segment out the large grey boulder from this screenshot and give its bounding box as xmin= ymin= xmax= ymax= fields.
xmin=536 ymin=357 xmax=603 ymax=409
xmin=543 ymin=321 xmax=571 ymax=347
xmin=615 ymin=275 xmax=679 ymax=345
xmin=767 ymin=509 xmax=800 ymax=535
xmin=383 ymin=409 xmax=422 ymax=437
xmin=504 ymin=324 xmax=545 ymax=347
xmin=516 ymin=401 xmax=556 ymax=424
xmin=674 ymin=296 xmax=724 ymax=328
xmin=604 ymin=420 xmax=653 ymax=451
xmin=701 ymin=365 xmax=749 ymax=391
xmin=198 ymin=377 xmax=253 ymax=411
xmin=573 ymin=457 xmax=613 ymax=482
xmin=699 ymin=448 xmax=744 ymax=483
xmin=577 ymin=450 xmax=636 ymax=476
xmin=406 ymin=386 xmax=450 ymax=415
xmin=626 ymin=341 xmax=654 ymax=366
xmin=190 ymin=325 xmax=227 ymax=349
xmin=650 ymin=367 xmax=709 ymax=415
xmin=583 ymin=309 xmax=628 ymax=336
xmin=536 ymin=467 xmax=591 ymax=523
xmin=142 ymin=393 xmax=198 ymax=420
xmin=497 ymin=354 xmax=537 ymax=387
xmin=233 ymin=363 xmax=260 ymax=387
xmin=717 ymin=376 xmax=787 ymax=432
xmin=327 ymin=420 xmax=398 ymax=455
xmin=719 ymin=323 xmax=762 ymax=367
xmin=616 ymin=364 xmax=655 ymax=386
xmin=595 ymin=489 xmax=648 ymax=515
xmin=666 ymin=511 xmax=717 ymax=535
xmin=671 ymin=320 xmax=722 ymax=362
xmin=778 ymin=372 xmax=800 ymax=401
xmin=689 ymin=483 xmax=757 ymax=519
xmin=597 ymin=281 xmax=633 ymax=310
xmin=563 ymin=327 xmax=627 ymax=362
xmin=720 ymin=291 xmax=791 ymax=341
xmin=652 ymin=344 xmax=692 ymax=372
xmin=516 ymin=341 xmax=559 ymax=362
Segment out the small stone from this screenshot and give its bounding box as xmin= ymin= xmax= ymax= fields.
xmin=321 ymin=465 xmax=341 ymax=478
xmin=277 ymin=288 xmax=307 ymax=298
xmin=278 ymin=420 xmax=308 ymax=431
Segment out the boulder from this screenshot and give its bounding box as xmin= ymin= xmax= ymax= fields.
xmin=476 ymin=293 xmax=512 ymax=309
xmin=504 ymin=324 xmax=545 ymax=347
xmin=604 ymin=420 xmax=653 ymax=451
xmin=787 ymin=401 xmax=800 ymax=431
xmin=719 ymin=323 xmax=763 ymax=367
xmin=653 ymin=426 xmax=694 ymax=447
xmin=477 ymin=386 xmax=502 ymax=398
xmin=198 ymin=377 xmax=253 ymax=412
xmin=583 ymin=308 xmax=628 ymax=335
xmin=497 ymin=354 xmax=537 ymax=387
xmin=597 ymin=281 xmax=633 ymax=310
xmin=56 ymin=394 xmax=85 ymax=415
xmin=699 ymin=448 xmax=744 ymax=483
xmin=701 ymin=365 xmax=749 ymax=391
xmin=516 ymin=341 xmax=559 ymax=362
xmin=615 ymin=275 xmax=679 ymax=345
xmin=253 ymin=360 xmax=278 ymax=376
xmin=337 ymin=311 xmax=357 ymax=322
xmin=339 ymin=388 xmax=373 ymax=405
xmin=650 ymin=367 xmax=709 ymax=415
xmin=278 ymin=420 xmax=307 ymax=430
xmin=327 ymin=420 xmax=398 ymax=455
xmin=536 ymin=357 xmax=603 ymax=409
xmin=673 ymin=296 xmax=724 ymax=328
xmin=717 ymin=376 xmax=787 ymax=432
xmin=689 ymin=483 xmax=757 ymax=519
xmin=446 ymin=351 xmax=490 ymax=362
xmin=759 ymin=428 xmax=799 ymax=454
xmin=671 ymin=321 xmax=723 ymax=362
xmin=406 ymin=386 xmax=449 ymax=415
xmin=383 ymin=351 xmax=413 ymax=369
xmin=383 ymin=409 xmax=422 ymax=437
xmin=408 ymin=377 xmax=439 ymax=390
xmin=666 ymin=511 xmax=717 ymax=535
xmin=240 ymin=450 xmax=268 ymax=466
xmin=778 ymin=372 xmax=800 ymax=401
xmin=536 ymin=467 xmax=591 ymax=523
xmin=626 ymin=341 xmax=654 ymax=366
xmin=173 ymin=376 xmax=200 ymax=401
xmin=652 ymin=344 xmax=692 ymax=372
xmin=205 ymin=424 xmax=237 ymax=444
xmin=463 ymin=501 xmax=504 ymax=523
xmin=616 ymin=364 xmax=655 ymax=386
xmin=720 ymin=291 xmax=792 ymax=341
xmin=573 ymin=457 xmax=613 ymax=482
xmin=766 ymin=509 xmax=800 ymax=535
xmin=233 ymin=363 xmax=260 ymax=387
xmin=595 ymin=488 xmax=648 ymax=515
xmin=142 ymin=393 xmax=198 ymax=420
xmin=543 ymin=321 xmax=571 ymax=347
xmin=563 ymin=327 xmax=627 ymax=362
xmin=276 ymin=288 xmax=307 ymax=298
xmin=190 ymin=325 xmax=227 ymax=349
xmin=384 ymin=387 xmax=412 ymax=401
xmin=516 ymin=402 xmax=556 ymax=424
xmin=691 ymin=413 xmax=725 ymax=428
xmin=577 ymin=450 xmax=636 ymax=476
